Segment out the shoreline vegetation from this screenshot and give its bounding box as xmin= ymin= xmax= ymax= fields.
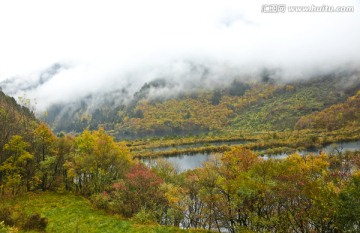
xmin=130 ymin=128 xmax=360 ymax=158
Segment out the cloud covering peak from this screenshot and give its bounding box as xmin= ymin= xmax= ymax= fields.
xmin=0 ymin=0 xmax=359 ymax=110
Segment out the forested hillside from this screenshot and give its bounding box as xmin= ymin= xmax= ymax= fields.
xmin=42 ymin=75 xmax=360 ymax=138
xmin=0 ymin=89 xmax=38 ymax=158
xmin=296 ymin=89 xmax=360 ymax=130
xmin=1 ymin=88 xmax=360 ymax=232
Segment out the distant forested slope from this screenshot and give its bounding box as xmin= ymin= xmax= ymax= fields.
xmin=295 ymin=89 xmax=360 ymax=130
xmin=42 ymin=75 xmax=360 ymax=138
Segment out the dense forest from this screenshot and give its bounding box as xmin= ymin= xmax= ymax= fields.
xmin=41 ymin=75 xmax=360 ymax=138
xmin=0 ymin=73 xmax=360 ymax=232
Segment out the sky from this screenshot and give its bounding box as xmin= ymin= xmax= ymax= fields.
xmin=0 ymin=0 xmax=359 ymax=110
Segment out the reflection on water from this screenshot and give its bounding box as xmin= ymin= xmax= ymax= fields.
xmin=322 ymin=141 xmax=360 ymax=153
xmin=165 ymin=153 xmax=211 ymax=171
xmin=263 ymin=141 xmax=360 ymax=159
xmin=143 ymin=153 xmax=212 ymax=172
xmin=145 ymin=141 xmax=360 ymax=172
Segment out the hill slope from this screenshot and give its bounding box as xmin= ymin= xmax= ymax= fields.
xmin=295 ymin=89 xmax=360 ymax=131
xmin=40 ymin=74 xmax=360 ymax=138
xmin=0 ymin=89 xmax=38 ymax=152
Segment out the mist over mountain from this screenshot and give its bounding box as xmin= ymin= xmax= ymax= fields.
xmin=0 ymin=0 xmax=359 ymax=138
xmin=0 ymin=0 xmax=359 ymax=112
xmin=2 ymin=61 xmax=359 ymax=113
xmin=1 ymin=63 xmax=68 ymax=96
xmin=13 ymin=69 xmax=355 ymax=138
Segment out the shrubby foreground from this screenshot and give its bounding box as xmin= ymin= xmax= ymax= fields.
xmin=1 ymin=125 xmax=360 ymax=232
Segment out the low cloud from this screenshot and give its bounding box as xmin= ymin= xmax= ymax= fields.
xmin=0 ymin=0 xmax=359 ymax=111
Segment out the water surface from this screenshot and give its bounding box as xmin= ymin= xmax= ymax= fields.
xmin=145 ymin=141 xmax=360 ymax=172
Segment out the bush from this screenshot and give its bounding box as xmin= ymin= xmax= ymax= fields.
xmin=131 ymin=208 xmax=157 ymax=225
xmin=0 ymin=207 xmax=14 ymax=226
xmin=0 ymin=221 xmax=18 ymax=233
xmin=91 ymin=192 xmax=111 ymax=211
xmin=22 ymin=214 xmax=47 ymax=232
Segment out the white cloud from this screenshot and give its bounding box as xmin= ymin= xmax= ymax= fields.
xmin=0 ymin=0 xmax=359 ymax=110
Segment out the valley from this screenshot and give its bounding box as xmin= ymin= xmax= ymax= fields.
xmin=0 ymin=73 xmax=360 ymax=232
xmin=1 ymin=1 xmax=360 ymax=232
xmin=1 ymin=73 xmax=360 ymax=232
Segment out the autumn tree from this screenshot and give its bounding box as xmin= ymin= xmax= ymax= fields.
xmin=196 ymin=156 xmax=223 ymax=231
xmin=68 ymin=128 xmax=132 ymax=195
xmin=49 ymin=134 xmax=74 ymax=191
xmin=33 ymin=123 xmax=57 ymax=190
xmin=111 ymin=163 xmax=166 ymax=219
xmin=0 ymin=135 xmax=33 ymax=195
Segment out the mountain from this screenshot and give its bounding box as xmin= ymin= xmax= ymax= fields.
xmin=1 ymin=63 xmax=67 ymax=95
xmin=35 ymin=72 xmax=360 ymax=138
xmin=0 ymin=89 xmax=38 ymax=151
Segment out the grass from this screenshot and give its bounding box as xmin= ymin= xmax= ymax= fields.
xmin=5 ymin=192 xmax=203 ymax=233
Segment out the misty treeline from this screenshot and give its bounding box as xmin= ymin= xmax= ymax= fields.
xmin=41 ymin=74 xmax=360 ymax=138
xmin=1 ymin=117 xmax=360 ymax=232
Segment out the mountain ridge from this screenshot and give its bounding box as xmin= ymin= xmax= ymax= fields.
xmin=34 ymin=74 xmax=360 ymax=139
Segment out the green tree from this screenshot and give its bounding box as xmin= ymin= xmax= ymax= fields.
xmin=55 ymin=135 xmax=74 ymax=191
xmin=336 ymin=172 xmax=360 ymax=231
xmin=0 ymin=135 xmax=33 ymax=195
xmin=70 ymin=128 xmax=132 ymax=195
xmin=33 ymin=123 xmax=57 ymax=191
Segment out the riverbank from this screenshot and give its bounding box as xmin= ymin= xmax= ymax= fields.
xmin=132 ymin=128 xmax=360 ymax=158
